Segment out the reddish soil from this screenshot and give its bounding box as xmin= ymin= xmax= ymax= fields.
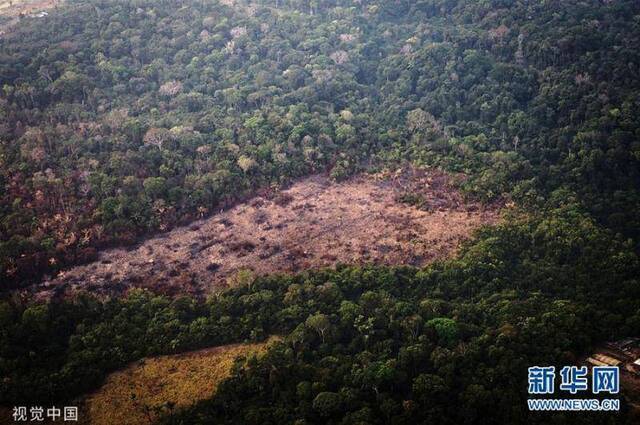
xmin=33 ymin=169 xmax=500 ymax=299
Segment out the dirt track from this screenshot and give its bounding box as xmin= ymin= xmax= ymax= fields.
xmin=36 ymin=169 xmax=500 ymax=298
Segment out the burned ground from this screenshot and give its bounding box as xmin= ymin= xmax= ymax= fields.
xmin=33 ymin=169 xmax=501 ymax=299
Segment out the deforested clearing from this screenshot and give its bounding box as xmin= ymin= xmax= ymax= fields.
xmin=36 ymin=168 xmax=501 ymax=298
xmin=0 ymin=0 xmax=60 ymax=33
xmin=83 ymin=337 xmax=278 ymax=425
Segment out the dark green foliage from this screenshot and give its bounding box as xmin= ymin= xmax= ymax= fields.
xmin=1 ymin=1 xmax=640 ymax=424
xmin=2 ymin=0 xmax=640 ymax=285
xmin=1 ymin=206 xmax=638 ymax=423
xmin=425 ymin=317 xmax=458 ymax=346
xmin=312 ymin=392 xmax=343 ymax=417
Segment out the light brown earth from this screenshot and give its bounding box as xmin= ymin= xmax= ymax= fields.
xmin=35 ymin=168 xmax=500 ymax=299
xmin=0 ymin=0 xmax=60 ymax=34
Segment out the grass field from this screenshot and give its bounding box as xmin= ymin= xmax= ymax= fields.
xmin=83 ymin=337 xmax=280 ymax=425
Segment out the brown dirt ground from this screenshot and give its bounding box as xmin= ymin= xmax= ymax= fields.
xmin=0 ymin=0 xmax=60 ymax=34
xmin=34 ymin=169 xmax=500 ymax=299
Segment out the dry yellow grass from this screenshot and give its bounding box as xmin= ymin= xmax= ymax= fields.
xmin=84 ymin=337 xmax=279 ymax=425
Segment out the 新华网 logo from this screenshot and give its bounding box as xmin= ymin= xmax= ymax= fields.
xmin=527 ymin=366 xmax=620 ymax=411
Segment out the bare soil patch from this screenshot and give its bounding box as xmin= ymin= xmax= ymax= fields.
xmin=35 ymin=169 xmax=500 ymax=298
xmin=0 ymin=0 xmax=60 ymax=34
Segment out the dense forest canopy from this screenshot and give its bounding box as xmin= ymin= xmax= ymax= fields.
xmin=1 ymin=0 xmax=640 ymax=424
xmin=2 ymin=205 xmax=639 ymax=424
xmin=1 ymin=0 xmax=639 ymax=285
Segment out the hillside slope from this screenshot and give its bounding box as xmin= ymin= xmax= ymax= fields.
xmin=1 ymin=1 xmax=639 ymax=425
xmin=2 ymin=0 xmax=639 ymax=287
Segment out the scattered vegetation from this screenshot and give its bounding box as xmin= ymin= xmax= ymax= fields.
xmin=1 ymin=205 xmax=639 ymax=424
xmin=39 ymin=171 xmax=496 ymax=298
xmin=84 ymin=338 xmax=278 ymax=425
xmin=2 ymin=0 xmax=639 ymax=287
xmin=1 ymin=0 xmax=640 ymax=424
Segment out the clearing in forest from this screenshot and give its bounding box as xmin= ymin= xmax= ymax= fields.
xmin=36 ymin=168 xmax=501 ymax=298
xmin=82 ymin=337 xmax=278 ymax=425
xmin=0 ymin=0 xmax=60 ymax=33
